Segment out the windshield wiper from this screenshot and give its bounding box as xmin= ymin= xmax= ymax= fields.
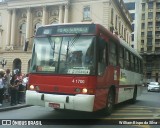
xmin=66 ymin=33 xmax=81 ymax=62
xmin=46 ymin=35 xmax=56 ymax=67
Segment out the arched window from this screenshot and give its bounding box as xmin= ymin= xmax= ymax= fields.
xmin=34 ymin=22 xmax=41 ymax=34
xmin=19 ymin=23 xmax=26 ymax=46
xmin=13 ymin=58 xmax=22 ymax=73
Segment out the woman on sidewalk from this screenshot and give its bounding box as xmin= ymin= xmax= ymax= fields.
xmin=4 ymin=69 xmax=11 ymax=102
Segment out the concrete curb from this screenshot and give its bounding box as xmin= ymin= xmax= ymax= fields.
xmin=0 ymin=104 xmax=31 ymax=112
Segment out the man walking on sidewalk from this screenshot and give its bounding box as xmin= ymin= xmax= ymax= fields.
xmin=10 ymin=79 xmax=19 ymax=106
xmin=0 ymin=70 xmax=5 ymax=107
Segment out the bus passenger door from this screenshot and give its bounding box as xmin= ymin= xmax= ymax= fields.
xmin=95 ymin=36 xmax=109 ymax=110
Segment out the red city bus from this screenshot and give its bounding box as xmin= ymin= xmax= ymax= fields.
xmin=26 ymin=23 xmax=143 ymax=115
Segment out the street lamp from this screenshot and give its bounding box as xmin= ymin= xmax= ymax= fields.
xmin=1 ymin=58 xmax=7 ymax=68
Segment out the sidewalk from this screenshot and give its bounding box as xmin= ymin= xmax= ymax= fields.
xmin=0 ymin=101 xmax=30 ymax=112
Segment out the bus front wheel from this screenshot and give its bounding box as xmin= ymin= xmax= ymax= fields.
xmin=103 ymin=89 xmax=115 ymax=115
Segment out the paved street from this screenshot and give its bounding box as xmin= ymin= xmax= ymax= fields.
xmin=0 ymin=87 xmax=160 ymax=128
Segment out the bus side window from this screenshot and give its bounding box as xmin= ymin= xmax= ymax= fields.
xmin=119 ymin=46 xmax=124 ymax=68
xmin=130 ymin=54 xmax=135 ymax=71
xmin=140 ymin=60 xmax=143 ymax=73
xmin=125 ymin=50 xmax=130 ymax=70
xmin=135 ymin=57 xmax=138 ymax=72
xmin=98 ymin=37 xmax=107 ymax=75
xmin=138 ymin=59 xmax=141 ymax=73
xmin=109 ymin=42 xmax=117 ymax=66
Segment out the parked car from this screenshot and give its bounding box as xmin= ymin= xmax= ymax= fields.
xmin=147 ymin=82 xmax=160 ymax=92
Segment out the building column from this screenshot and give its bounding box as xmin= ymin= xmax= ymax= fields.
xmin=42 ymin=6 xmax=47 ymax=25
xmin=59 ymin=5 xmax=63 ymax=23
xmin=10 ymin=9 xmax=16 ymax=46
xmin=26 ymin=7 xmax=31 ymax=41
xmin=64 ymin=5 xmax=69 ymax=23
xmin=6 ymin=10 xmax=12 ymax=46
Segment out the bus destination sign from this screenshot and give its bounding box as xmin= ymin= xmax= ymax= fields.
xmin=57 ymin=26 xmax=89 ymax=34
xmin=36 ymin=24 xmax=96 ymax=36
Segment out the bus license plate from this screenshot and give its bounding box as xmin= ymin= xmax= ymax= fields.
xmin=49 ymin=103 xmax=60 ymax=109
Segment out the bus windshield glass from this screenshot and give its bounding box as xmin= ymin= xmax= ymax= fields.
xmin=30 ymin=35 xmax=96 ymax=75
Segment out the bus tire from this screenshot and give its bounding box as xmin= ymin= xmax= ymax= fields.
xmin=103 ymin=89 xmax=115 ymax=116
xmin=130 ymin=86 xmax=137 ymax=104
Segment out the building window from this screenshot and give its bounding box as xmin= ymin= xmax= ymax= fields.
xmin=157 ymin=3 xmax=160 ymax=9
xmin=119 ymin=21 xmax=121 ymax=35
xmin=130 ymin=13 xmax=135 ymax=20
xmin=122 ymin=25 xmax=123 ymax=36
xmin=142 ymin=14 xmax=145 ymax=20
xmin=148 ymin=2 xmax=153 ymax=9
xmin=131 ymin=34 xmax=134 ymax=41
xmin=141 ymin=23 xmax=145 ymax=29
xmin=83 ymin=6 xmax=91 ymax=21
xmin=147 ymin=38 xmax=152 ymax=46
xmin=115 ymin=15 xmax=118 ymax=29
xmin=157 ymin=12 xmax=160 ymax=19
xmin=132 ymin=24 xmax=135 ymax=31
xmin=148 ymin=22 xmax=153 ymax=28
xmin=141 ymin=32 xmax=144 ymax=37
xmin=142 ymin=3 xmax=145 ymax=11
xmin=155 ymin=47 xmax=160 ymax=53
xmin=147 ymin=47 xmax=152 ymax=52
xmin=19 ymin=23 xmax=26 ymax=46
xmin=0 ymin=14 xmax=2 ymax=26
xmin=147 ymin=31 xmax=152 ymax=37
xmin=146 ymin=73 xmax=151 ymax=79
xmin=148 ymin=12 xmax=153 ymax=19
xmin=125 ymin=2 xmax=135 ymax=10
xmin=141 ymin=48 xmax=144 ymax=52
xmin=111 ymin=8 xmax=114 ymax=25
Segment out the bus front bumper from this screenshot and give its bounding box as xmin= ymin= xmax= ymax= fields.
xmin=26 ymin=90 xmax=95 ymax=112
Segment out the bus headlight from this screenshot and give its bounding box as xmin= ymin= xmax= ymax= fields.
xmin=82 ymin=88 xmax=88 ymax=94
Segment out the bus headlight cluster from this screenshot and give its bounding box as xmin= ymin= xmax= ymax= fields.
xmin=75 ymin=88 xmax=88 ymax=94
xmin=29 ymin=85 xmax=40 ymax=91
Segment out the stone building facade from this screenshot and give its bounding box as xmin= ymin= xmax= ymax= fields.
xmin=139 ymin=0 xmax=160 ymax=82
xmin=0 ymin=0 xmax=132 ymax=74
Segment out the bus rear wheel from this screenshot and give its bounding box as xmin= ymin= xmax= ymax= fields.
xmin=129 ymin=86 xmax=137 ymax=104
xmin=103 ymin=89 xmax=115 ymax=116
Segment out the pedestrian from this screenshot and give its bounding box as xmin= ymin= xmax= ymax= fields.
xmin=21 ymin=74 xmax=28 ymax=103
xmin=18 ymin=80 xmax=25 ymax=104
xmin=4 ymin=69 xmax=11 ymax=102
xmin=0 ymin=69 xmax=5 ymax=107
xmin=10 ymin=79 xmax=20 ymax=106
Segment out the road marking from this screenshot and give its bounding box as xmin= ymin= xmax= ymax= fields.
xmin=133 ymin=125 xmax=151 ymax=128
xmin=107 ymin=105 xmax=160 ymax=119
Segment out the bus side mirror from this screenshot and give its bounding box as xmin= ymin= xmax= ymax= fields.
xmin=24 ymin=41 xmax=29 ymax=51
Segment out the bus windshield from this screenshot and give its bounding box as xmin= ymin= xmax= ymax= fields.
xmin=30 ymin=35 xmax=96 ymax=75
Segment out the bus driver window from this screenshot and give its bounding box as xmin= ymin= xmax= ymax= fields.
xmin=98 ymin=37 xmax=107 ymax=75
